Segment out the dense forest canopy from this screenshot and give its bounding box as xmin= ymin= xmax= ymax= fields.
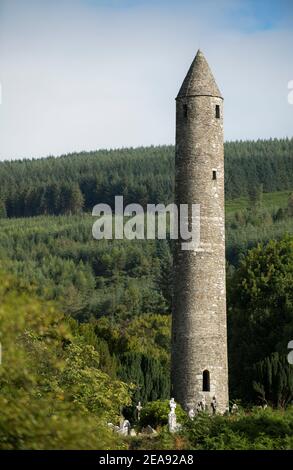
xmin=0 ymin=138 xmax=293 ymax=218
xmin=0 ymin=193 xmax=292 ymax=407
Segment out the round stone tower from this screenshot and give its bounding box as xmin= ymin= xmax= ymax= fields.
xmin=171 ymin=50 xmax=229 ymax=414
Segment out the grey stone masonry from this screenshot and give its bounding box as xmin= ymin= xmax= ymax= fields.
xmin=171 ymin=50 xmax=229 ymax=414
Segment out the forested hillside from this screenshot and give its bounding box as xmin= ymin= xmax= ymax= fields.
xmin=0 ymin=138 xmax=292 ymax=218
xmin=0 ymin=188 xmax=293 ymax=406
xmin=0 ymin=138 xmax=292 ymax=449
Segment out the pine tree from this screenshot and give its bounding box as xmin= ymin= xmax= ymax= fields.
xmin=253 ymin=352 xmax=293 ymax=407
xmin=0 ymin=199 xmax=7 ymax=218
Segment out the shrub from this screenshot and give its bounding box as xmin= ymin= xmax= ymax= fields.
xmin=182 ymin=407 xmax=293 ymax=450
xmin=140 ymin=399 xmax=187 ymax=429
xmin=0 ymin=272 xmax=131 ymax=449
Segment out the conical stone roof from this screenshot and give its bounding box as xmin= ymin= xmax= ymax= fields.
xmin=177 ymin=50 xmax=222 ymax=99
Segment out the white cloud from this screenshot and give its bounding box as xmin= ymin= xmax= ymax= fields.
xmin=0 ymin=0 xmax=292 ymax=160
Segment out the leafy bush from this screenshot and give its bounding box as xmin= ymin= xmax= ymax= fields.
xmin=0 ymin=272 xmax=131 ymax=449
xmin=140 ymin=400 xmax=187 ymax=428
xmin=182 ymin=407 xmax=293 ymax=450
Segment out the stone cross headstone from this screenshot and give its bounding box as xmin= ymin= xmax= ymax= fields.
xmin=119 ymin=419 xmax=131 ymax=436
xmin=168 ymin=410 xmax=177 ymax=433
xmin=136 ymin=401 xmax=143 ymax=422
xmin=169 ymin=397 xmax=176 ymax=413
xmin=168 ymin=398 xmax=177 ymax=433
xmin=231 ymin=403 xmax=238 ymax=414
xmin=188 ymin=408 xmax=195 ymax=420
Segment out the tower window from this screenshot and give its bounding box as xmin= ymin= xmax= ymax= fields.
xmin=215 ymin=105 xmax=220 ymax=119
xmin=183 ymin=104 xmax=188 ymax=118
xmin=212 ymin=170 xmax=217 ymax=180
xmin=203 ymin=370 xmax=210 ymax=392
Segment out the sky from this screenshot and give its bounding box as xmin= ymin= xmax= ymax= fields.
xmin=0 ymin=0 xmax=292 ymax=160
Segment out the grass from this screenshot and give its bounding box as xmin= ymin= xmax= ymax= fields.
xmin=260 ymin=190 xmax=292 ymax=209
xmin=225 ymin=190 xmax=291 ymax=215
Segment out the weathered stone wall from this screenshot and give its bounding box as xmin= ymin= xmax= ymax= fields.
xmin=171 ymin=92 xmax=229 ymax=414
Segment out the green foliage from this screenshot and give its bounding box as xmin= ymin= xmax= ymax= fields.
xmin=118 ymin=353 xmax=170 ymax=403
xmin=225 ymin=190 xmax=291 ymax=215
xmin=181 ymin=408 xmax=293 ymax=450
xmin=288 ymin=192 xmax=293 ymax=216
xmin=0 ymin=272 xmax=131 ymax=449
xmin=1 ymin=138 xmax=293 ymax=217
xmin=97 ymin=314 xmax=171 ymax=360
xmin=253 ymin=352 xmax=293 ymax=407
xmin=140 ymin=400 xmax=186 ymax=428
xmin=60 ymin=183 xmax=85 ymax=215
xmin=132 ymin=408 xmax=293 ymax=450
xmin=0 ymin=211 xmax=292 ymax=411
xmin=94 ymin=314 xmax=171 ymax=403
xmin=0 ymin=139 xmax=292 ymax=448
xmin=0 ymin=207 xmax=292 ymax=324
xmin=0 ymin=216 xmax=168 ymax=321
xmin=130 ymin=428 xmax=179 ymax=450
xmin=248 ymin=183 xmax=263 ymax=208
xmin=0 ymin=199 xmax=6 ymax=218
xmin=0 ymin=165 xmax=292 ymax=424
xmin=228 ymin=236 xmax=293 ymax=404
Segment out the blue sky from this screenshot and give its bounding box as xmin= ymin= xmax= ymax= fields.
xmin=0 ymin=0 xmax=292 ymax=160
xmin=223 ymin=0 xmax=292 ymax=31
xmin=71 ymin=0 xmax=293 ymax=30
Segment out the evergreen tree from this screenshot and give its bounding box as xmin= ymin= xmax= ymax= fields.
xmin=253 ymin=352 xmax=293 ymax=407
xmin=0 ymin=199 xmax=7 ymax=218
xmin=228 ymin=236 xmax=293 ymax=402
xmin=287 ymin=193 xmax=293 ymax=217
